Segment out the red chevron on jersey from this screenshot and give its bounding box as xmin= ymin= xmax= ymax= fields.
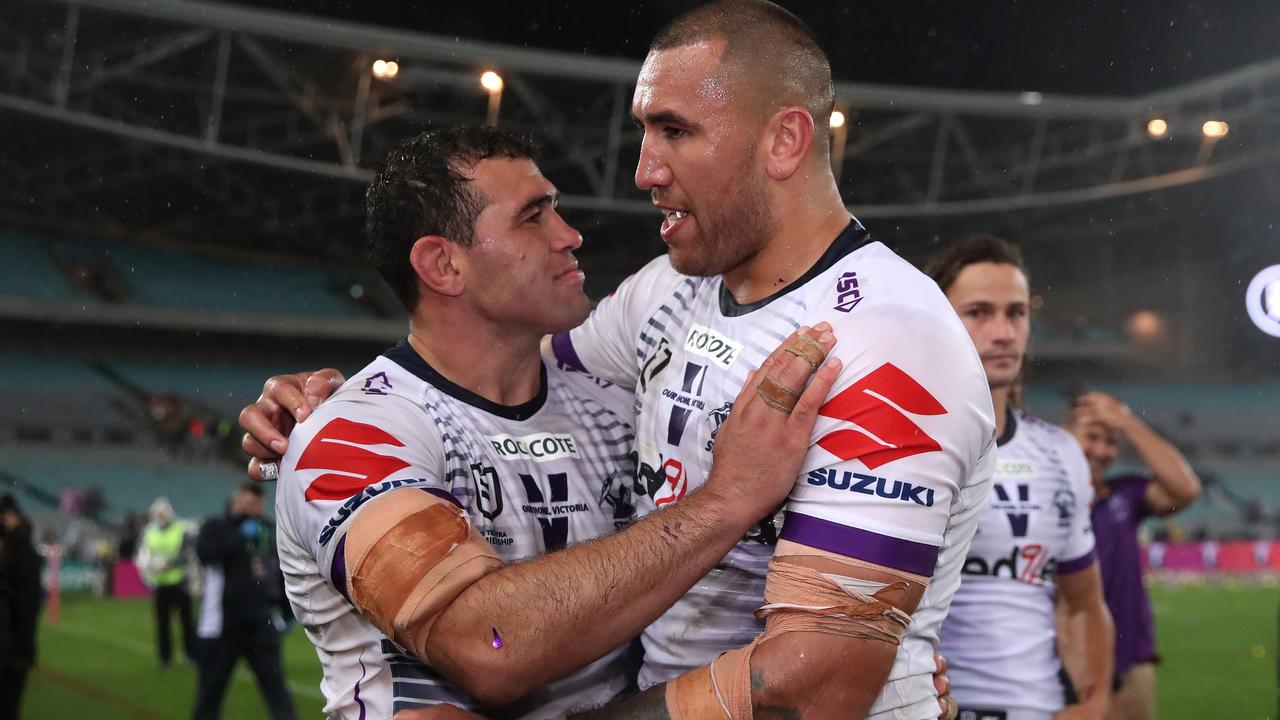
xmin=296 ymin=417 xmax=410 ymax=501
xmin=816 ymin=363 xmax=946 ymax=470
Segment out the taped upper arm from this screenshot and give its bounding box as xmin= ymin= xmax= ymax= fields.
xmin=340 ymin=486 xmax=503 ymax=658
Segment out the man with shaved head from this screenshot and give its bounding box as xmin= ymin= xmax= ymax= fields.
xmin=553 ymin=3 xmax=994 ymax=718
xmin=244 ymin=2 xmax=992 ymax=719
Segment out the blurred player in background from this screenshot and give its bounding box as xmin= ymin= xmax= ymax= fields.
xmin=926 ymin=235 xmax=1114 ymax=720
xmin=1063 ymin=391 xmax=1200 ymax=720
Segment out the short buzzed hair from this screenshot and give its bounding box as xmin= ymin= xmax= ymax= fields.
xmin=650 ymin=0 xmax=835 ymax=145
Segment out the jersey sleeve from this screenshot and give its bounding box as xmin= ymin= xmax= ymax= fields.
xmin=276 ymin=392 xmax=449 ymax=593
xmin=780 ymin=300 xmax=996 ymax=579
xmin=1056 ymin=436 xmax=1098 ymax=575
xmin=547 ymin=254 xmax=685 ymax=391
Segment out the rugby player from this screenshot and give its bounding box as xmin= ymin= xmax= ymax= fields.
xmin=264 ymin=126 xmax=841 ymax=720
xmin=247 ymin=2 xmax=993 ymax=718
xmin=926 ymin=235 xmax=1114 ymax=720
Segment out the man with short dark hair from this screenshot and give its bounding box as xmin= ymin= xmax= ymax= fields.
xmin=193 ymin=483 xmax=297 ymax=720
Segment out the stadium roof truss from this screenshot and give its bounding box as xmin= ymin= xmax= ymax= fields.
xmin=3 ymin=0 xmax=1280 ymax=249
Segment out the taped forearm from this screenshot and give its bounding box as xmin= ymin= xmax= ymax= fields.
xmin=665 ymin=555 xmax=921 ymax=720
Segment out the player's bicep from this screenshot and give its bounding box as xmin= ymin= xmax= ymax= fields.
xmin=340 ymin=487 xmax=502 ymax=657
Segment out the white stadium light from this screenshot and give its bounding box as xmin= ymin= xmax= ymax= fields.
xmin=372 ymin=59 xmax=399 ymax=79
xmin=480 ymin=71 xmax=504 ymax=93
xmin=1202 ymin=120 xmax=1229 ymax=139
xmin=1147 ymin=118 xmax=1168 ymax=139
xmin=829 ymin=110 xmax=846 ymax=129
xmin=1245 ymin=265 xmax=1280 ymax=337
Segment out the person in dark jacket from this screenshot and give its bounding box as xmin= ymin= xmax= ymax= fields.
xmin=192 ymin=483 xmax=297 ymax=720
xmin=0 ymin=494 xmax=42 ymax=720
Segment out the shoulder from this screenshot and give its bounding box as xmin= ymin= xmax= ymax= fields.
xmin=1018 ymin=410 xmax=1078 ymax=448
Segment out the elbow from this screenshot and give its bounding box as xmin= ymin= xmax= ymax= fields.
xmin=436 ymin=648 xmax=540 ymax=707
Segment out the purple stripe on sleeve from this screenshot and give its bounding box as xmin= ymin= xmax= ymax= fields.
xmin=420 ymin=486 xmax=462 ymax=508
xmin=550 ymin=332 xmax=587 ymax=373
xmin=779 ymin=511 xmax=940 ymax=577
xmin=330 ymin=534 xmax=351 ymax=603
xmin=1057 ymin=548 xmax=1097 ymax=576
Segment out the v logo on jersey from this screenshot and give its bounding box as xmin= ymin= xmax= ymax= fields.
xmin=296 ymin=418 xmax=410 ymax=501
xmin=816 ymin=363 xmax=946 ymax=470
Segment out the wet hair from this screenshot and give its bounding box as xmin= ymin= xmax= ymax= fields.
xmin=650 ymin=0 xmax=835 ymax=147
xmin=365 ymin=127 xmax=540 ymax=310
xmin=924 ymin=233 xmax=1028 ymax=293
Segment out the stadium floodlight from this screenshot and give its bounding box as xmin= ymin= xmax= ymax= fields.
xmin=372 ymin=59 xmax=399 ymax=80
xmin=1147 ymin=118 xmax=1169 ymax=139
xmin=480 ymin=71 xmax=505 ymax=93
xmin=481 ymin=71 xmax=505 ymax=126
xmin=829 ymin=110 xmax=846 ymax=129
xmin=1202 ymin=120 xmax=1229 ymax=139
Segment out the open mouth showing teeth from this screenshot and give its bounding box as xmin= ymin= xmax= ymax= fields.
xmin=667 ymin=210 xmax=687 ymax=222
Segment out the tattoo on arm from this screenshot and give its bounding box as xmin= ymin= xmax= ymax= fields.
xmin=750 ymin=669 xmax=802 ymax=720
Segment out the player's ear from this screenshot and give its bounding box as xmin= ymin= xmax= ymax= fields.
xmin=410 ymin=235 xmax=464 ymax=297
xmin=764 ymin=106 xmax=814 ymax=181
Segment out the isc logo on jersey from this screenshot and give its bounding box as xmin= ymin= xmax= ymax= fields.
xmin=487 ymin=432 xmax=580 ymax=462
xmin=684 ymin=324 xmax=742 ymax=369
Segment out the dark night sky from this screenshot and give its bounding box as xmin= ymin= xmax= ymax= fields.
xmin=247 ymin=0 xmax=1280 ymax=96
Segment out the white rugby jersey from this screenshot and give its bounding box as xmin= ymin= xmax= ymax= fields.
xmin=938 ymin=408 xmax=1096 ymax=718
xmin=550 ymin=220 xmax=997 ymax=720
xmin=276 ymin=340 xmax=638 ymax=720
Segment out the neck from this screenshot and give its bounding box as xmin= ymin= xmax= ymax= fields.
xmin=721 ymin=171 xmax=849 ymax=305
xmin=991 ymin=385 xmax=1011 ymax=438
xmin=407 ymin=309 xmax=544 ymax=407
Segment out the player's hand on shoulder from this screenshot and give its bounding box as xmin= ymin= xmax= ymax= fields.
xmin=392 ymin=704 xmax=488 ymax=720
xmin=239 ymin=368 xmax=346 ymax=480
xmin=704 ymin=322 xmax=842 ymax=521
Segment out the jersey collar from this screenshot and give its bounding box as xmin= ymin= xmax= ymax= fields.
xmin=996 ymin=406 xmax=1019 ymax=447
xmin=383 ymin=339 xmax=548 ymax=421
xmin=718 ymin=217 xmax=875 ymax=318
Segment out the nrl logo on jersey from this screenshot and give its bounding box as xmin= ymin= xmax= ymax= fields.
xmin=684 ymin=324 xmax=742 ymax=369
xmin=488 ymin=432 xmax=580 ymax=462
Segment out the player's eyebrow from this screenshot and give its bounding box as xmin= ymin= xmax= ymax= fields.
xmin=513 ymin=190 xmax=559 ymax=220
xmin=633 ymin=109 xmax=696 ymax=129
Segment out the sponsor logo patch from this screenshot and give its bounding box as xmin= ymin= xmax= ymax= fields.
xmin=296 ymin=418 xmax=410 ymax=502
xmin=805 ymin=469 xmax=935 ymax=507
xmin=684 ymin=324 xmax=742 ymax=369
xmin=487 ymin=432 xmax=580 ymax=462
xmin=816 ymin=363 xmax=946 ymax=470
xmin=833 ymin=271 xmax=864 ymax=313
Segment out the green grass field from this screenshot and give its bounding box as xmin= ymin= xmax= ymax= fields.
xmin=21 ymin=577 xmax=1279 ymax=719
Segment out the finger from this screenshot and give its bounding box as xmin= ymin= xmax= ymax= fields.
xmin=248 ymin=457 xmax=263 ymax=483
xmin=304 ymin=369 xmax=346 ymax=407
xmin=241 ymin=433 xmax=278 ymax=460
xmin=263 ymin=374 xmax=313 ymax=423
xmin=934 ymin=652 xmax=948 ymax=677
xmin=787 ymin=354 xmax=842 ymax=429
xmin=240 ymin=404 xmax=290 ymax=456
xmin=744 ymin=324 xmax=835 ymax=413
